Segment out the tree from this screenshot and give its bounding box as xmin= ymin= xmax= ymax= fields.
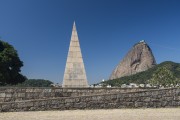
xmin=149 ymin=67 xmax=175 ymax=87
xmin=0 ymin=40 xmax=26 ymax=85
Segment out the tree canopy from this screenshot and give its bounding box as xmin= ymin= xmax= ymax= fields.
xmin=149 ymin=67 xmax=175 ymax=87
xmin=0 ymin=40 xmax=26 ymax=85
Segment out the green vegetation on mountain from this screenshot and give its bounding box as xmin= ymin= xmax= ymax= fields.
xmin=0 ymin=40 xmax=27 ymax=86
xmin=15 ymin=79 xmax=53 ymax=87
xmin=103 ymin=61 xmax=180 ymax=87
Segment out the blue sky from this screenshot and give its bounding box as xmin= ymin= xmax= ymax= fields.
xmin=0 ymin=0 xmax=180 ymax=84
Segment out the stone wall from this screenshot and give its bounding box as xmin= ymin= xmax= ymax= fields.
xmin=0 ymin=87 xmax=148 ymax=102
xmin=0 ymin=88 xmax=179 ymax=112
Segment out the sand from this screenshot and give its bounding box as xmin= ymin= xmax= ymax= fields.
xmin=0 ymin=108 xmax=180 ymax=120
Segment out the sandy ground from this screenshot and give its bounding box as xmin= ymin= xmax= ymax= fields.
xmin=0 ymin=108 xmax=180 ymax=120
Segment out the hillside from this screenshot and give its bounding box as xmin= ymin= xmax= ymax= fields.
xmin=103 ymin=61 xmax=180 ymax=87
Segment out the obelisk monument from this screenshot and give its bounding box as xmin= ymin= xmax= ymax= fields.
xmin=62 ymin=22 xmax=88 ymax=87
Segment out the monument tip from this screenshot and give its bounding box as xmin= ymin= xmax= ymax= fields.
xmin=73 ymin=21 xmax=76 ymax=26
xmin=72 ymin=21 xmax=76 ymax=31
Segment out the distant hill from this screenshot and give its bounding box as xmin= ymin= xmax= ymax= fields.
xmin=103 ymin=61 xmax=180 ymax=87
xmin=5 ymin=79 xmax=53 ymax=87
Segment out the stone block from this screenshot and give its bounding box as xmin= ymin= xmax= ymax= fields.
xmin=1 ymin=104 xmax=11 ymax=112
xmin=26 ymin=89 xmax=34 ymax=92
xmin=58 ymin=98 xmax=65 ymax=104
xmin=33 ymin=92 xmax=41 ymax=98
xmin=161 ymin=101 xmax=168 ymax=107
xmin=4 ymin=97 xmax=12 ymax=102
xmin=125 ymin=102 xmax=134 ymax=107
xmin=54 ymin=89 xmax=63 ymax=92
xmin=135 ymin=102 xmax=143 ymax=107
xmin=143 ymin=97 xmax=151 ymax=102
xmin=43 ymin=89 xmax=52 ymax=92
xmin=26 ymin=93 xmax=34 ymax=99
xmin=65 ymin=98 xmax=75 ymax=103
xmin=33 ymin=89 xmax=43 ymax=92
xmin=12 ymin=92 xmax=18 ymax=97
xmin=18 ymin=93 xmax=25 ymax=98
xmin=21 ymin=88 xmax=26 ymax=92
xmin=0 ymin=98 xmax=4 ymax=102
xmin=34 ymin=101 xmax=40 ymax=107
xmin=17 ymin=102 xmax=26 ymax=108
xmin=5 ymin=93 xmax=12 ymax=97
xmin=54 ymin=92 xmax=63 ymax=97
xmin=15 ymin=98 xmax=23 ymax=102
xmin=0 ymin=105 xmax=2 ymax=112
xmin=0 ymin=93 xmax=6 ymax=97
xmin=25 ymin=102 xmax=34 ymax=107
xmin=38 ymin=101 xmax=48 ymax=106
xmin=44 ymin=92 xmax=51 ymax=97
xmin=29 ymin=107 xmax=36 ymax=111
xmin=165 ymin=96 xmax=173 ymax=101
xmin=75 ymin=98 xmax=80 ymax=103
xmin=153 ymin=101 xmax=162 ymax=107
xmin=38 ymin=93 xmax=44 ymax=98
xmin=6 ymin=89 xmax=14 ymax=92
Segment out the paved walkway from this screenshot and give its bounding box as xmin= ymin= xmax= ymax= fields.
xmin=0 ymin=108 xmax=180 ymax=120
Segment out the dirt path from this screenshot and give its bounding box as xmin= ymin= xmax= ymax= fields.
xmin=0 ymin=108 xmax=180 ymax=120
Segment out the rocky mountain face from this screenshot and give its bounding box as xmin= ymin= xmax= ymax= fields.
xmin=110 ymin=40 xmax=156 ymax=80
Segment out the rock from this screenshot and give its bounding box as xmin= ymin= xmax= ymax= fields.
xmin=110 ymin=40 xmax=156 ymax=79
